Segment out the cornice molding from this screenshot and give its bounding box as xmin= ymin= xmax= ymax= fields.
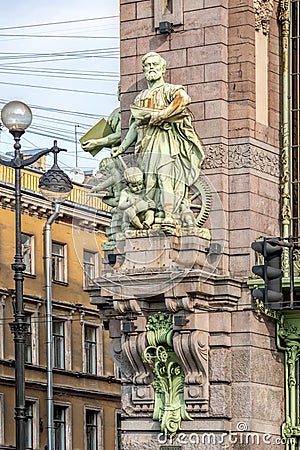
xmin=0 ymin=184 xmax=110 ymax=231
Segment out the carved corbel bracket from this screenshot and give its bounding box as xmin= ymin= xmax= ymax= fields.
xmin=109 ymin=337 xmax=134 ymax=381
xmin=122 ymin=331 xmax=153 ymax=385
xmin=173 ymin=329 xmax=209 ymax=412
xmin=113 ymin=299 xmax=141 ymax=314
xmin=165 ymin=295 xmax=210 ymax=313
xmin=0 ymin=294 xmax=7 ymax=307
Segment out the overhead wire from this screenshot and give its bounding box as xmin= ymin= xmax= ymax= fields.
xmin=0 ymin=66 xmax=119 ymax=80
xmin=0 ymin=48 xmax=119 ymax=66
xmin=0 ymin=34 xmax=119 ymax=39
xmin=0 ymin=16 xmax=120 ymax=170
xmin=0 ymin=16 xmax=119 ymax=31
xmin=0 ymin=70 xmax=117 ymax=82
xmin=0 ymin=48 xmax=119 ymax=58
xmin=0 ymin=81 xmax=116 ymax=96
xmin=0 ymin=100 xmax=105 ymax=120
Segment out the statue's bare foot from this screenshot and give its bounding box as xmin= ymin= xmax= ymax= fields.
xmin=162 ymin=215 xmax=175 ymax=226
xmin=131 ymin=216 xmax=143 ymax=229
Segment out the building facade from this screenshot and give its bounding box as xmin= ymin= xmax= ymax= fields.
xmin=0 ymin=164 xmax=121 ymax=450
xmin=87 ymin=1 xmax=300 ymax=449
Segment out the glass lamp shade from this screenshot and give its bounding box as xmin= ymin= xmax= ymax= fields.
xmin=39 ymin=165 xmax=73 ymax=203
xmin=1 ymin=101 xmax=32 ymax=131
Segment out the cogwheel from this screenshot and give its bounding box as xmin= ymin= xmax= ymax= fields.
xmin=189 ymin=177 xmax=212 ymax=227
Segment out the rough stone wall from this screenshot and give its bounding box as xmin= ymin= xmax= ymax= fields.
xmin=120 ymin=0 xmax=281 ymax=278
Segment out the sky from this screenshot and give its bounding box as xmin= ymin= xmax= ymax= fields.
xmin=0 ymin=0 xmax=120 ymax=176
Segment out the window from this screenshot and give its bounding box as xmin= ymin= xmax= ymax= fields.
xmin=85 ymin=410 xmax=98 ymax=450
xmin=83 ymin=250 xmax=98 ymax=288
xmin=24 ymin=309 xmax=39 ymax=365
xmin=85 ymin=408 xmax=103 ymax=450
xmin=21 ymin=233 xmax=34 ymax=274
xmin=24 ymin=314 xmax=32 ymax=364
xmin=24 ymin=399 xmax=39 ymax=449
xmin=83 ymin=323 xmax=103 ymax=375
xmin=54 ymin=406 xmax=66 ymax=450
xmin=25 ymin=402 xmax=33 ymax=449
xmin=84 ymin=326 xmax=97 ymax=374
xmin=52 ymin=242 xmax=67 ymax=283
xmin=53 ymin=320 xmax=65 ymax=369
xmin=115 ymin=411 xmax=122 ymax=450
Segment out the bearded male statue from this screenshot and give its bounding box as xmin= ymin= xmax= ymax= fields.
xmin=112 ymin=52 xmax=204 ymax=226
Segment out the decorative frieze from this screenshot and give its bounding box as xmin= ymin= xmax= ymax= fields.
xmin=203 ymin=143 xmax=279 ymax=177
xmin=202 ymin=144 xmax=228 ymax=170
xmin=228 ymin=144 xmax=279 ymax=177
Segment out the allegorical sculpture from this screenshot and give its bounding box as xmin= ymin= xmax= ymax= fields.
xmin=82 ymin=53 xmax=210 ymax=248
xmin=112 ymin=52 xmax=205 ymax=229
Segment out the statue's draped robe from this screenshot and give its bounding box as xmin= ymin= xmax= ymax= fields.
xmin=132 ymin=83 xmax=204 ymax=214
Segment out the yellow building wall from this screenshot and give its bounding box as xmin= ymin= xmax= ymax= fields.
xmin=0 ymin=178 xmax=120 ymax=449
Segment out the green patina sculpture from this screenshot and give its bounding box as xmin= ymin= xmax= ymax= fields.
xmin=142 ymin=312 xmax=192 ymax=434
xmin=84 ymin=55 xmax=211 ymax=243
xmin=88 ymin=157 xmax=123 ymax=244
xmin=112 ymin=52 xmax=205 ymax=226
xmin=118 ymin=167 xmax=156 ymax=231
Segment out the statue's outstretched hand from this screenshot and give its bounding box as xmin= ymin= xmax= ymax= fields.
xmin=81 ymin=139 xmax=100 ymax=151
xmin=111 ymin=146 xmax=125 ymax=158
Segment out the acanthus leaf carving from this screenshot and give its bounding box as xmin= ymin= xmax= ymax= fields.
xmin=254 ymin=0 xmax=275 ymax=35
xmin=202 ymin=144 xmax=227 ymax=169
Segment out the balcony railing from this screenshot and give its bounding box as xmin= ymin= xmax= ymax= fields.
xmin=0 ymin=165 xmax=110 ymax=212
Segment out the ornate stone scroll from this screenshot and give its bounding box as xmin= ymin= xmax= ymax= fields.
xmin=142 ymin=312 xmax=192 ymax=433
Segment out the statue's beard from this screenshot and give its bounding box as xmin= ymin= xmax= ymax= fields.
xmin=145 ymin=71 xmax=161 ymax=81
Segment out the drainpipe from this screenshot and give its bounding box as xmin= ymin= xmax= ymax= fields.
xmin=44 ymin=202 xmax=61 ymax=450
xmin=279 ymin=1 xmax=291 ymax=277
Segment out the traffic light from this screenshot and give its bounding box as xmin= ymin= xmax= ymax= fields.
xmin=251 ymin=237 xmax=283 ymax=309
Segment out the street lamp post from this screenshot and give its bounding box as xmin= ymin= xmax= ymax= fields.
xmin=0 ymin=100 xmax=73 ymax=450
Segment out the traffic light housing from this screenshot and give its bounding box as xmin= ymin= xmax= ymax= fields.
xmin=251 ymin=237 xmax=283 ymax=309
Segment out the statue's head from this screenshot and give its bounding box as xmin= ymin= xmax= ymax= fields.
xmin=124 ymin=167 xmax=144 ymax=193
xmin=99 ymin=157 xmax=115 ymax=173
xmin=142 ymin=52 xmax=166 ymax=82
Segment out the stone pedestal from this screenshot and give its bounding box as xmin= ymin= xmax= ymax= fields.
xmin=88 ymin=234 xmax=284 ymax=449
